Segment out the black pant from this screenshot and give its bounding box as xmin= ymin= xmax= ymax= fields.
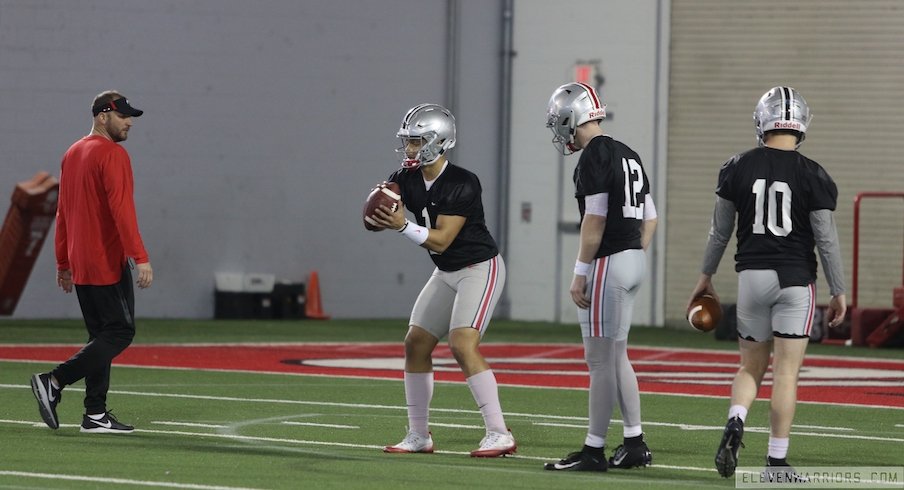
xmin=52 ymin=266 xmax=136 ymax=414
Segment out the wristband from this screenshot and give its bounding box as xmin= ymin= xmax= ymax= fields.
xmin=574 ymin=260 xmax=592 ymax=276
xmin=398 ymin=219 xmax=428 ymax=245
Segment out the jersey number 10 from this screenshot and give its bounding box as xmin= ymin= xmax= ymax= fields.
xmin=752 ymin=178 xmax=792 ymax=237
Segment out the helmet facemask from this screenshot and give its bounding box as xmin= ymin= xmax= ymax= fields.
xmin=546 ymin=109 xmax=578 ymax=155
xmin=396 ymin=133 xmax=446 ymax=170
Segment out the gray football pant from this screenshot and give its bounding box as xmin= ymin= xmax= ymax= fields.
xmin=737 ymin=269 xmax=816 ymax=341
xmin=583 ymin=336 xmax=642 ymax=443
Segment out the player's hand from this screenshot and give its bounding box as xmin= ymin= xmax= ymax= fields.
xmin=136 ymin=262 xmax=153 ymax=289
xmin=570 ymin=274 xmax=590 ymax=309
xmin=373 ymin=201 xmax=407 ymax=231
xmin=687 ymin=274 xmax=717 ymax=311
xmin=57 ymin=269 xmax=73 ymax=293
xmin=826 ymin=294 xmax=847 ymax=328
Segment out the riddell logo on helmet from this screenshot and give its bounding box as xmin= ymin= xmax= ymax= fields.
xmin=773 ymin=121 xmax=801 ymax=130
xmin=589 ymin=109 xmax=605 ymax=119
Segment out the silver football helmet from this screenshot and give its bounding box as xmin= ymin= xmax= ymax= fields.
xmin=546 ymin=82 xmax=607 ymax=155
xmin=396 ymin=103 xmax=456 ymax=170
xmin=753 ymin=86 xmax=812 ymax=148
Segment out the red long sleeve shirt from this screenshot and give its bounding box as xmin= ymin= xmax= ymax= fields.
xmin=55 ymin=135 xmax=149 ymax=286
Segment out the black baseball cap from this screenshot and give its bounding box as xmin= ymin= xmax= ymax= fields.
xmin=92 ymin=97 xmax=143 ymax=117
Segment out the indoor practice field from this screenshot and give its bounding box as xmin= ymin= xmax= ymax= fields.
xmin=0 ymin=319 xmax=902 ymax=490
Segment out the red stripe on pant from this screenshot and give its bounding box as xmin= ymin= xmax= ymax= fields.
xmin=473 ymin=256 xmax=498 ymax=333
xmin=804 ymin=283 xmax=816 ymax=336
xmin=590 ymin=257 xmax=608 ymax=337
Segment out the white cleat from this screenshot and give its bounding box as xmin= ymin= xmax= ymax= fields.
xmin=470 ymin=429 xmax=516 ymax=457
xmin=383 ymin=430 xmax=434 ymax=454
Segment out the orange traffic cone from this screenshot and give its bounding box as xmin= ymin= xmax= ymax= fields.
xmin=304 ymin=271 xmax=330 ymax=320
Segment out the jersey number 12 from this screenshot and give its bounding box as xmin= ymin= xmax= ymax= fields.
xmin=621 ymin=158 xmax=644 ymax=219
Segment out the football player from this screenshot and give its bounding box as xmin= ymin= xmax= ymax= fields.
xmin=371 ymin=103 xmax=515 ymax=457
xmin=542 ymin=83 xmax=658 ymax=472
xmin=687 ymin=86 xmax=847 ymax=480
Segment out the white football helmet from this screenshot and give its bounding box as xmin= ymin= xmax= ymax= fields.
xmin=546 ymin=82 xmax=607 ymax=155
xmin=753 ymin=86 xmax=812 ymax=148
xmin=396 ymin=103 xmax=456 ymax=170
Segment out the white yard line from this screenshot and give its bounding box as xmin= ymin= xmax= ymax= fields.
xmin=3 ymin=360 xmax=900 ymax=411
xmin=532 ymin=421 xmax=904 ymax=443
xmin=0 ymin=416 xmax=704 ymax=470
xmin=2 ymin=382 xmax=898 ymax=440
xmin=152 ymin=420 xmax=361 ymax=430
xmin=2 ymin=414 xmax=901 ymax=481
xmin=2 ymin=380 xmax=899 ymax=444
xmin=428 ymin=422 xmax=485 ymax=430
xmin=280 ymin=421 xmax=359 ymax=429
xmin=151 ymin=421 xmax=228 ymax=429
xmin=792 ymin=424 xmax=855 ymax=431
xmin=0 ymin=470 xmax=263 ymax=490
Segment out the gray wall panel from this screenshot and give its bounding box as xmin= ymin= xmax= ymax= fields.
xmin=667 ymin=0 xmax=904 ymax=326
xmin=2 ymin=0 xmax=502 ymax=319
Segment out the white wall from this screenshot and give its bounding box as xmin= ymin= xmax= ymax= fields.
xmin=507 ymin=0 xmax=667 ymax=324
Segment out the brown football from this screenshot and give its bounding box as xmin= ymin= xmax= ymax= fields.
xmin=363 ymin=181 xmax=401 ymax=231
xmin=687 ymin=294 xmax=722 ymax=332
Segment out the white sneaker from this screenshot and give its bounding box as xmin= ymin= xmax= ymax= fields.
xmin=383 ymin=430 xmax=434 ymax=454
xmin=470 ymin=429 xmax=516 ymax=457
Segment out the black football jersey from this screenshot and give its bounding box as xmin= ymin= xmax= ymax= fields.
xmin=388 ymin=163 xmax=498 ymax=272
xmin=716 ymin=147 xmax=838 ymax=287
xmin=573 ymin=135 xmax=650 ymax=258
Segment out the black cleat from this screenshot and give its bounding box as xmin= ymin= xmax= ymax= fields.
xmin=715 ymin=416 xmax=745 ymax=478
xmin=30 ymin=373 xmax=62 ymax=429
xmin=762 ymin=456 xmax=809 ymax=483
xmin=609 ymin=440 xmax=652 ymax=468
xmin=544 ymin=449 xmax=608 ymax=472
xmin=80 ymin=411 xmax=134 ymax=434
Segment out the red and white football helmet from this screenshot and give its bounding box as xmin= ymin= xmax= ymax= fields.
xmin=546 ymin=82 xmax=607 ymax=155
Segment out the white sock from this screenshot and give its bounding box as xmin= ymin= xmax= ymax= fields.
xmin=768 ymin=437 xmax=789 ymax=459
xmin=87 ymin=413 xmax=106 ymax=420
xmin=584 ymin=433 xmax=605 ymax=448
xmin=466 ymin=370 xmax=507 ymax=434
xmin=50 ymin=378 xmax=61 ymax=390
xmin=404 ymin=372 xmax=433 ymax=436
xmin=728 ymin=405 xmax=748 ymax=422
xmin=623 ymin=425 xmax=643 ymax=438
